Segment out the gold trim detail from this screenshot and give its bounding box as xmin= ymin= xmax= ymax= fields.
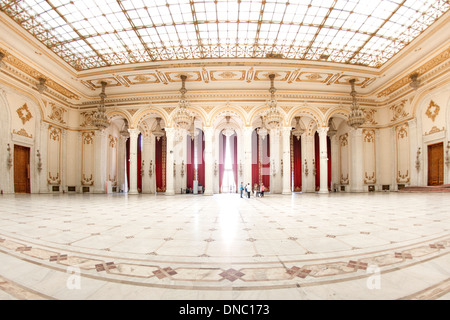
xmin=425 ymin=100 xmax=440 ymax=122
xmin=12 ymin=128 xmax=32 ymax=138
xmin=16 ymin=103 xmax=32 ymax=125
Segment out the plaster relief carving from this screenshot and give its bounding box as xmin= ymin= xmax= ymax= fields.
xmin=16 ymin=103 xmax=32 ymax=124
xmin=49 ymin=103 xmax=67 ymax=124
xmin=363 ymin=108 xmax=377 ymax=125
xmin=390 ymin=100 xmax=408 ymax=122
xmin=425 ymin=100 xmax=440 ymax=122
xmin=12 ymin=128 xmax=33 ymax=138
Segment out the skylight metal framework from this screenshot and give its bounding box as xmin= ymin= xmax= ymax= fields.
xmin=1 ymin=0 xmax=448 ymax=70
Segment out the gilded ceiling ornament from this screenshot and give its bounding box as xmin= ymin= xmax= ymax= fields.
xmin=425 ymin=100 xmax=440 ymax=122
xmin=218 ymin=71 xmax=237 ymax=79
xmin=80 ymin=111 xmax=94 ymax=127
xmin=16 ymin=103 xmax=32 ymax=125
xmin=363 ymin=108 xmax=378 ymax=125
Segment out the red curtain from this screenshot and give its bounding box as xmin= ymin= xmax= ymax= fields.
xmin=262 ymin=134 xmax=270 ymax=189
xmin=186 ymin=135 xmax=194 ymax=189
xmin=219 ymin=132 xmax=226 ymax=192
xmin=327 ymin=136 xmax=331 ymax=191
xmin=126 ymin=138 xmax=130 ymax=191
xmin=314 ymin=131 xmax=320 ymax=191
xmin=293 ymin=134 xmax=302 ymax=192
xmin=197 ymin=130 xmax=205 ymax=189
xmin=155 ymin=136 xmax=166 ymax=192
xmin=233 ymin=133 xmax=238 ymax=192
xmin=137 ymin=133 xmax=142 ymax=193
xmin=252 ymin=129 xmax=259 ymax=187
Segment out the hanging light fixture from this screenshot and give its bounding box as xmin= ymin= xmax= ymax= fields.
xmin=264 ymin=73 xmax=283 ymax=130
xmin=221 ymin=115 xmax=235 ymax=137
xmin=292 ymin=116 xmax=305 ymax=140
xmin=120 ymin=119 xmax=130 ymax=137
xmin=173 ymin=74 xmax=193 ymax=130
xmin=347 ymin=79 xmax=365 ymax=129
xmin=327 ymin=118 xmax=337 ymax=137
xmin=36 ymin=77 xmax=47 ymax=94
xmin=257 ymin=116 xmax=268 ymax=140
xmin=92 ymin=81 xmax=110 ymax=130
xmin=153 ymin=117 xmax=165 ymax=141
xmin=188 ymin=117 xmax=199 ymax=140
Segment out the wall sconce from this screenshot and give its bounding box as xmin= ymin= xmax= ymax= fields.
xmin=312 ymin=159 xmax=316 ymax=176
xmin=281 ymin=159 xmax=283 ymax=177
xmin=141 ymin=160 xmax=145 ymax=176
xmin=36 ymin=149 xmax=42 ymax=173
xmin=214 ymin=161 xmax=217 ymax=176
xmin=304 ymin=159 xmax=308 ymax=176
xmin=415 ymin=147 xmax=421 ymax=171
xmin=149 ymin=160 xmax=153 ymax=177
xmin=7 ymin=144 xmax=12 ymax=169
xmin=239 ymin=161 xmax=243 ymax=176
xmin=173 ymin=160 xmax=176 ymax=177
xmin=181 ymin=160 xmax=185 ymax=177
xmin=445 ymin=142 xmax=450 ymax=167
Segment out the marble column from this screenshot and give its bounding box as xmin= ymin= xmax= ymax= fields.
xmin=76 ymin=131 xmax=82 ymax=193
xmin=128 ymin=128 xmax=140 ymax=195
xmin=350 ymin=128 xmax=364 ymax=192
xmin=61 ymin=129 xmax=67 ymax=193
xmin=148 ymin=134 xmax=156 ymax=194
xmin=408 ymin=118 xmax=419 ymax=186
xmin=330 ymin=134 xmax=339 ymax=192
xmin=165 ymin=127 xmax=175 ymax=196
xmin=93 ymin=129 xmax=108 ymax=193
xmin=303 ymin=134 xmax=315 ymax=192
xmin=318 ymin=126 xmax=329 ymax=194
xmin=243 ymin=126 xmax=253 ymax=187
xmin=203 ymin=126 xmax=214 ymax=196
xmin=269 ymin=128 xmax=280 ymax=193
xmin=117 ymin=135 xmax=128 ymax=193
xmin=141 ymin=135 xmax=152 ymax=194
xmin=281 ymin=126 xmax=292 ymax=195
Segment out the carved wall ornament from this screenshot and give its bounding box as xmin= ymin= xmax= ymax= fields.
xmin=397 ymin=170 xmax=410 ymax=183
xmin=340 ymin=173 xmax=349 ymax=185
xmin=48 ymin=172 xmax=61 ymax=185
xmin=339 ymin=133 xmax=348 ymax=147
xmin=49 ymin=103 xmax=66 ymax=124
xmin=49 ymin=126 xmax=61 ymax=141
xmin=363 ymin=108 xmax=378 ymax=125
xmin=425 ymin=100 xmax=440 ymax=122
xmin=396 ymin=124 xmax=408 ymax=139
xmin=16 ymin=103 xmax=32 ymax=124
xmin=363 ymin=129 xmax=375 ymax=143
xmin=13 ymin=128 xmax=32 ymax=138
xmin=80 ymin=111 xmax=94 ymax=127
xmin=425 ymin=126 xmax=444 ymax=135
xmin=389 ymin=100 xmax=408 ymax=122
xmin=108 ymin=134 xmax=118 ymax=147
xmin=82 ymin=174 xmax=94 ymax=186
xmin=364 ymin=172 xmax=376 ymax=184
xmin=82 ymin=132 xmax=94 ymax=144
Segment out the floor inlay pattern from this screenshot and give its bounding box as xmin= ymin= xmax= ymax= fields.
xmin=0 ymin=192 xmax=450 ymax=299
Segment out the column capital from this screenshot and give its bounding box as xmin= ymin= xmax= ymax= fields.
xmin=317 ymin=126 xmax=329 ymax=136
xmin=203 ymin=126 xmax=214 ymax=137
xmin=243 ymin=126 xmax=254 ymax=135
xmin=164 ymin=127 xmax=175 ymax=138
xmin=282 ymin=126 xmax=292 ymax=135
xmin=128 ymin=128 xmax=140 ymax=138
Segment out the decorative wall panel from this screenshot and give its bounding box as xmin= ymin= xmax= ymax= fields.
xmin=81 ymin=132 xmax=95 ymax=186
xmin=47 ymin=126 xmax=61 ymax=185
xmin=339 ymin=133 xmax=349 ymax=185
xmin=363 ymin=129 xmax=376 ymax=184
xmin=396 ymin=123 xmax=410 ymax=183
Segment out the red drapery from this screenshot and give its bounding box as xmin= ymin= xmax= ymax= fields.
xmin=155 ymin=135 xmax=166 ymax=192
xmin=251 ymin=129 xmax=259 ymax=187
xmin=126 ymin=138 xmax=130 ymax=191
xmin=262 ymin=134 xmax=270 ymax=189
xmin=197 ymin=130 xmax=205 ymax=189
xmin=137 ymin=133 xmax=142 ymax=193
xmin=233 ymin=133 xmax=238 ymax=192
xmin=293 ymin=134 xmax=302 ymax=192
xmin=327 ymin=136 xmax=331 ymax=191
xmin=186 ymin=135 xmax=194 ymax=189
xmin=218 ymin=132 xmax=226 ymax=192
xmin=315 ymin=131 xmax=320 ymax=191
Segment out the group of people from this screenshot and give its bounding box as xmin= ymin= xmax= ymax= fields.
xmin=240 ymin=182 xmax=265 ymax=199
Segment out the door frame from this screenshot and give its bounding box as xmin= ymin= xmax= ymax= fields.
xmin=427 ymin=141 xmax=444 ymax=186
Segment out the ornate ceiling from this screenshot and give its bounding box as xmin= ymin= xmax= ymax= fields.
xmin=1 ymin=0 xmax=449 ymax=71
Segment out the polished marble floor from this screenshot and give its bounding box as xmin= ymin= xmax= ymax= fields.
xmin=0 ymin=191 xmax=449 ymax=300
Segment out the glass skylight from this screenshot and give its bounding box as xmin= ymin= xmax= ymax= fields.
xmin=1 ymin=0 xmax=448 ymax=70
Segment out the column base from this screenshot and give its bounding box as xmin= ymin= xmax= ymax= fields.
xmin=128 ymin=189 xmax=139 ymax=195
xmin=165 ymin=190 xmax=175 ymax=196
xmin=318 ymin=189 xmax=329 ymax=194
xmin=282 ymin=190 xmax=292 ymax=195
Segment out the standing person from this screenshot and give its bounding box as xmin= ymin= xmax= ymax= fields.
xmin=260 ymin=184 xmax=265 ymax=197
xmin=240 ymin=182 xmax=244 ymax=198
xmin=247 ymin=183 xmax=251 ymax=198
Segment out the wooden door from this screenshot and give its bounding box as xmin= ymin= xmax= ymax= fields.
xmin=14 ymin=145 xmax=31 ymax=193
xmin=427 ymin=142 xmax=444 ymax=186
